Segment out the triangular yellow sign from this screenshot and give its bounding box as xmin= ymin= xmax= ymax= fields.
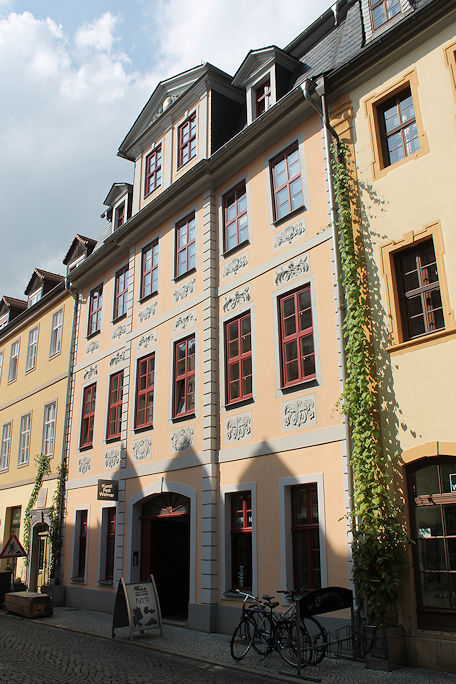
xmin=0 ymin=534 xmax=27 ymax=559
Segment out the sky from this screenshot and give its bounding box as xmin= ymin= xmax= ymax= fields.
xmin=0 ymin=0 xmax=331 ymax=300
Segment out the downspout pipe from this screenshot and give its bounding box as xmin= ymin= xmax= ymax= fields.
xmin=301 ymin=78 xmax=361 ymax=641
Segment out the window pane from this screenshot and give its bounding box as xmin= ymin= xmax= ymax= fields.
xmin=415 ymin=464 xmax=440 ymax=495
xmin=417 ymin=538 xmax=445 ymax=571
xmin=415 ymin=507 xmax=443 ymax=538
xmin=419 ymin=571 xmax=451 ymax=608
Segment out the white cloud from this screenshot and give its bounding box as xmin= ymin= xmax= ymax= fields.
xmin=74 ymin=12 xmax=118 ymax=53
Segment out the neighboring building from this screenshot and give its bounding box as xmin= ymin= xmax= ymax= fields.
xmin=61 ymin=45 xmax=353 ymax=632
xmin=0 ymin=269 xmax=71 ymax=591
xmin=326 ymin=0 xmax=456 ymax=671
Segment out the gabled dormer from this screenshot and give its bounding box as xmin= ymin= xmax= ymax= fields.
xmin=232 ymin=46 xmax=301 ymax=124
xmin=117 ymin=63 xmax=244 ymax=216
xmin=63 ymin=234 xmax=98 ymax=274
xmin=361 ymin=0 xmax=414 ymax=43
xmin=0 ymin=296 xmax=27 ymax=330
xmin=101 ymin=183 xmax=133 ymax=236
xmin=24 ymin=269 xmax=64 ymax=308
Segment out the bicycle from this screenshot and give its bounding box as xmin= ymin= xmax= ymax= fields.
xmin=229 ymin=590 xmax=264 ymax=660
xmin=277 ymin=589 xmax=328 ymax=665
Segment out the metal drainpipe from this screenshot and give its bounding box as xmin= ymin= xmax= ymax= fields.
xmin=53 ymin=278 xmax=79 ymax=587
xmin=301 ymin=79 xmax=361 ymax=646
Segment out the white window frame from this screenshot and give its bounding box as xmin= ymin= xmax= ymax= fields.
xmin=220 ymin=483 xmax=257 ymax=598
xmin=26 ymin=326 xmax=39 ymax=372
xmin=0 ymin=314 xmax=8 ymax=330
xmin=71 ymin=506 xmax=90 ymax=582
xmin=49 ymin=308 xmax=63 ymax=357
xmin=0 ymin=350 xmax=3 ymax=383
xmin=18 ymin=413 xmax=32 ymax=466
xmin=8 ymin=339 xmax=20 ymax=383
xmin=28 ymin=288 xmax=42 ymax=307
xmin=0 ymin=422 xmax=12 ymax=471
xmin=42 ymin=402 xmax=57 ymax=457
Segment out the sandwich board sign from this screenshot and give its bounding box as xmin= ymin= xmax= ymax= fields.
xmin=112 ymin=575 xmax=162 ymax=639
xmin=0 ymin=534 xmax=27 ymax=559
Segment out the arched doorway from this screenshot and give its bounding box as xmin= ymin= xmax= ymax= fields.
xmin=140 ymin=493 xmax=190 ymax=619
xmin=29 ymin=522 xmax=50 ymax=592
xmin=407 ymin=456 xmax=456 ymax=631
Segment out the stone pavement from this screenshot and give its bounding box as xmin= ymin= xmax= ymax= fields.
xmin=1 ymin=605 xmax=455 ymax=684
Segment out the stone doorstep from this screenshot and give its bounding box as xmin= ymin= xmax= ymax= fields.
xmin=4 ymin=591 xmax=53 ymax=619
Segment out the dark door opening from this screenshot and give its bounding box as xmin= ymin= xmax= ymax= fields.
xmin=140 ymin=493 xmax=190 ymax=620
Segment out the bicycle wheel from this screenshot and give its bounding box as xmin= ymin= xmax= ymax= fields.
xmin=251 ymin=611 xmax=272 ymax=656
xmin=275 ymin=620 xmax=312 ymax=668
xmin=230 ymin=617 xmax=253 ymax=660
xmin=302 ymin=616 xmax=327 ymax=664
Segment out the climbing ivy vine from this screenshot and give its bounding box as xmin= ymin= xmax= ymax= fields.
xmin=48 ymin=463 xmax=65 ymax=581
xmin=23 ymin=453 xmax=51 ymax=558
xmin=331 ymin=142 xmax=408 ymax=626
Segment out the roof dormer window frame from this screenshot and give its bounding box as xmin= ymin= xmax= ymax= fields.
xmin=363 ymin=0 xmax=413 ymax=42
xmin=247 ymin=67 xmax=276 ymax=124
xmin=28 ymin=287 xmax=42 ymax=308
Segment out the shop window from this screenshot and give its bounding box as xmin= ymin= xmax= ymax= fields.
xmin=278 ymin=284 xmax=316 ymax=388
xmin=173 ymin=335 xmax=195 ymax=418
xmin=106 ymin=371 xmax=123 ymax=441
xmin=291 ymin=484 xmax=321 ymax=591
xmin=230 ymin=491 xmax=252 ymax=591
xmin=102 ymin=507 xmax=116 ymax=581
xmin=225 ymin=312 xmax=252 ymax=405
xmin=73 ymin=509 xmax=88 ymax=581
xmin=8 ymin=506 xmax=21 ymax=538
xmin=223 ymin=181 xmax=248 ymax=252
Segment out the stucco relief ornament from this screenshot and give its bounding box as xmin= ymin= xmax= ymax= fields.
xmin=274 ymin=219 xmax=306 ymax=249
xmin=171 ymin=426 xmax=194 ymax=452
xmin=110 ymin=350 xmax=126 ymax=367
xmin=225 ymin=414 xmax=252 ymax=442
xmin=274 ymin=255 xmax=310 ymax=286
xmin=223 ymin=254 xmax=248 ymax=278
xmin=282 ymin=396 xmax=316 ymax=430
xmin=83 ymin=364 xmax=97 ymax=381
xmin=174 ymin=278 xmax=196 ymax=303
xmin=223 ymin=286 xmax=251 ymax=313
xmin=104 ymin=448 xmax=121 ymax=470
xmin=86 ymin=340 xmax=99 ymax=355
xmin=132 ymin=437 xmax=151 ymax=461
xmin=78 ymin=455 xmax=91 ymax=474
xmin=138 ymin=332 xmax=157 ymax=350
xmin=112 ymin=324 xmax=127 ymax=340
xmin=138 ymin=302 xmax=157 ymax=323
xmin=173 ymin=312 xmax=196 ymax=332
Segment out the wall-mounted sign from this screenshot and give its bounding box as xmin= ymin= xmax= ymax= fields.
xmin=450 ymin=473 xmax=456 ymax=492
xmin=112 ymin=576 xmax=162 ymax=639
xmin=97 ymin=479 xmax=118 ymax=501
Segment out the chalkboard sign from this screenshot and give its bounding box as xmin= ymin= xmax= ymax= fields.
xmin=112 ymin=576 xmax=162 ymax=639
xmin=299 ymin=586 xmax=353 ymax=617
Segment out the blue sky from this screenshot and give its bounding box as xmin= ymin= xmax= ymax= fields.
xmin=0 ymin=0 xmax=331 ymax=299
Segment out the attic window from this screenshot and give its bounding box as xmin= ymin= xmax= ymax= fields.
xmin=115 ymin=202 xmax=125 ymax=230
xmin=255 ymin=78 xmax=271 ymax=118
xmin=28 ymin=289 xmax=41 ymax=307
xmin=0 ymin=314 xmax=8 ymax=330
xmin=370 ymin=0 xmax=401 ymax=30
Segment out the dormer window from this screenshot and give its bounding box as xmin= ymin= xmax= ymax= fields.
xmin=0 ymin=314 xmax=8 ymax=330
xmin=370 ymin=0 xmax=401 ymax=30
xmin=255 ymin=79 xmax=271 ymax=118
xmin=115 ymin=202 xmax=125 ymax=230
xmin=28 ymin=289 xmax=41 ymax=307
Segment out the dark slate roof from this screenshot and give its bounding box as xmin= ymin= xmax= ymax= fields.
xmin=63 ymin=234 xmax=97 ymax=265
xmin=1 ymin=296 xmax=27 ymax=311
xmin=24 ymin=268 xmax=64 ymax=296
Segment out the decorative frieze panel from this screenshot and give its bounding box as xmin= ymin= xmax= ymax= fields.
xmin=112 ymin=324 xmax=127 ymax=340
xmin=86 ymin=340 xmax=99 ymax=355
xmin=138 ymin=302 xmax=157 ymax=323
xmin=174 ymin=278 xmax=196 ymax=303
xmin=274 ymin=218 xmax=306 ymax=249
xmin=173 ymin=312 xmax=196 ymax=332
xmin=132 ymin=437 xmax=152 ymax=462
xmin=78 ymin=454 xmax=91 ymax=475
xmin=171 ymin=426 xmax=194 ymax=452
xmin=104 ymin=447 xmax=121 ymax=470
xmin=138 ymin=332 xmax=157 ymax=350
xmin=223 ymin=286 xmax=251 ymax=313
xmin=225 ymin=413 xmax=252 ymax=442
xmin=275 ymin=255 xmax=310 ymax=287
xmin=223 ymin=254 xmax=248 ymax=279
xmin=281 ymin=395 xmax=316 ymax=430
xmin=83 ymin=365 xmax=97 ymax=381
xmin=110 ymin=350 xmax=127 ymax=367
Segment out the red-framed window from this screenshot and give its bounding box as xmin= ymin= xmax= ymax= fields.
xmin=255 ymin=78 xmax=271 ymax=118
xmin=370 ymin=0 xmax=400 ymax=30
xmin=105 ymin=508 xmax=116 ymax=581
xmin=291 ymin=484 xmax=321 ymax=591
xmin=279 ymin=285 xmax=315 ymax=387
xmin=87 ymin=284 xmax=103 ymax=336
xmin=135 ymin=353 xmax=155 ymax=429
xmin=80 ymin=383 xmax=96 ymax=449
xmin=144 ymin=145 xmax=162 ymax=195
xmin=77 ymin=509 xmax=88 ymax=579
xmin=113 ymin=265 xmax=129 ymax=320
xmin=175 ymin=213 xmax=196 ymax=277
xmin=114 ymin=202 xmax=125 ymax=229
xmin=378 ymin=87 xmax=419 ymax=167
xmin=106 ymin=371 xmax=123 ymax=441
xmin=177 ymin=113 xmax=197 ymax=168
xmin=140 ymin=239 xmax=159 ymax=299
xmin=173 ymin=335 xmax=195 ymax=418
xmin=231 ymin=491 xmax=252 ymax=590
xmin=225 ymin=312 xmax=252 ymax=405
xmin=270 ymin=142 xmax=304 ymax=220
xmin=223 ymin=182 xmax=248 ymax=252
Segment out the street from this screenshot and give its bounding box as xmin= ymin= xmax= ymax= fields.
xmin=0 ymin=615 xmax=266 ymax=684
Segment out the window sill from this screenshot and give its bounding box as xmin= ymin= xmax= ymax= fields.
xmin=79 ymin=444 xmax=93 ymax=453
xmin=272 ymin=204 xmax=305 ymax=228
xmin=25 ymin=367 xmax=36 ymax=375
xmin=87 ymin=329 xmax=101 ymax=341
xmin=280 ymin=376 xmax=318 ymax=394
xmin=176 ymin=154 xmax=196 ymax=172
xmin=134 ymin=424 xmax=153 ymax=434
xmin=225 ymin=397 xmax=254 ymax=411
xmin=144 ymin=185 xmax=162 ymax=200
xmin=222 ymin=240 xmax=250 ymax=259
xmin=49 ymin=349 xmax=62 ymax=361
xmin=172 ymin=413 xmax=195 ymax=424
xmin=174 ymin=267 xmax=196 ymax=284
xmin=97 ymin=579 xmax=113 ymax=586
xmin=223 ymin=591 xmax=251 ymax=602
xmin=17 ymin=461 xmax=29 ymax=469
xmin=387 ymin=327 xmax=456 ymax=354
xmin=7 ymin=378 xmax=17 ymax=386
xmin=70 ymin=577 xmax=86 ymax=584
xmin=139 ymin=292 xmax=158 ymax=306
xmin=105 ymin=436 xmax=121 ymax=444
xmin=112 ymin=313 xmax=127 ymax=325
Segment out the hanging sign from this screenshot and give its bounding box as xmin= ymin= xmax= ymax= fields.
xmin=0 ymin=534 xmax=27 ymax=559
xmin=112 ymin=576 xmax=162 ymax=639
xmin=97 ymin=479 xmax=118 ymax=501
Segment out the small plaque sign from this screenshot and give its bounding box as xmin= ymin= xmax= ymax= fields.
xmin=450 ymin=473 xmax=456 ymax=492
xmin=97 ymin=479 xmax=118 ymax=501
